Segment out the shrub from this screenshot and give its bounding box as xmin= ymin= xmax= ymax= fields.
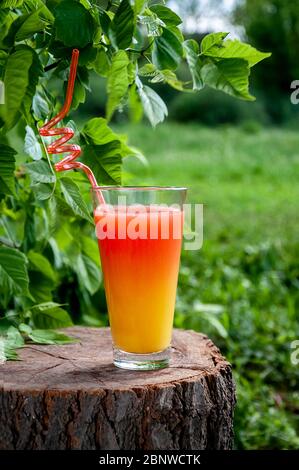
xmin=169 ymin=88 xmax=270 ymax=126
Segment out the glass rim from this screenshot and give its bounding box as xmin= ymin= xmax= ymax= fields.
xmin=91 ymin=185 xmax=188 ymax=192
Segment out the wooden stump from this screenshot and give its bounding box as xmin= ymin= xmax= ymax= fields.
xmin=0 ymin=327 xmax=236 ymax=450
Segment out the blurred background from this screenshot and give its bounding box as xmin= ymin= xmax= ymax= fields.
xmin=69 ymin=0 xmax=299 ymax=449
xmin=78 ymin=0 xmax=299 ymax=128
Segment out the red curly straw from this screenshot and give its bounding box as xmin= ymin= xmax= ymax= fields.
xmin=39 ymin=49 xmax=104 ymax=204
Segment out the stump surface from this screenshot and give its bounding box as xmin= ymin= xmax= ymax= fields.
xmin=0 ymin=327 xmax=236 ymax=450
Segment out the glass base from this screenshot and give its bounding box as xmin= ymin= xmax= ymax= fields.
xmin=113 ymin=346 xmax=170 ymax=370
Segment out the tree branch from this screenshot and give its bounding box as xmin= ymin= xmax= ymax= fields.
xmin=44 ymin=59 xmax=62 ymax=73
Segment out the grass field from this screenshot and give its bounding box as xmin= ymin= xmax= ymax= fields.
xmin=116 ymin=123 xmax=299 ymax=449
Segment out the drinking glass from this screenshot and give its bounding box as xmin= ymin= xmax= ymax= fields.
xmin=92 ymin=186 xmax=187 ymax=370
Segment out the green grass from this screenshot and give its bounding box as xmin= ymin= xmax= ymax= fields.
xmin=116 ymin=122 xmax=299 ymax=449
xmin=121 ymin=123 xmax=299 ymax=244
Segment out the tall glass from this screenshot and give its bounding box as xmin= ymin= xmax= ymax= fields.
xmin=92 ymin=187 xmax=187 ymax=370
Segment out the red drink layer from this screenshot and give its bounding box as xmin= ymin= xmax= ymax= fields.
xmin=94 ymin=205 xmax=183 ymax=354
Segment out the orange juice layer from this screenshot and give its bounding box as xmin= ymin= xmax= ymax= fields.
xmin=94 ymin=206 xmax=183 ymax=354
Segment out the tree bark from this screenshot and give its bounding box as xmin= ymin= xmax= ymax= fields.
xmin=0 ymin=327 xmax=236 ymax=450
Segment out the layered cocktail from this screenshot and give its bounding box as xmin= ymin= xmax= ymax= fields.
xmin=93 ymin=187 xmax=186 ymax=370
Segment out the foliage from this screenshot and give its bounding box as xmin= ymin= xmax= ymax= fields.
xmin=0 ymin=0 xmax=269 ymax=356
xmin=169 ymin=87 xmax=270 ymax=126
xmin=233 ymin=0 xmax=299 ymax=122
xmin=121 ymin=122 xmax=299 ymax=449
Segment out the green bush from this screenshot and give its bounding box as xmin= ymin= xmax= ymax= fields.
xmin=169 ymin=88 xmax=270 ymax=126
xmin=233 ymin=0 xmax=299 ymax=124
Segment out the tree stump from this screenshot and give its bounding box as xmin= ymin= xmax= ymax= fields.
xmin=0 ymin=327 xmax=236 ymax=450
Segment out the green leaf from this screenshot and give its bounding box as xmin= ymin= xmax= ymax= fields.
xmin=28 ymin=251 xmax=56 ymax=282
xmin=62 ymin=67 xmax=89 ymax=111
xmin=201 ymin=58 xmax=255 ymax=101
xmin=28 ymin=329 xmax=78 ymax=345
xmin=135 ymin=0 xmax=147 ymax=15
xmin=3 ymin=14 xmax=31 ymax=46
xmin=19 ymin=323 xmax=32 ymax=335
xmin=7 ymin=7 xmax=53 ymax=43
xmin=78 ymin=44 xmax=97 ymax=66
xmin=0 ymin=11 xmax=15 ymax=45
xmin=64 ymin=72 xmax=86 ymax=111
xmin=202 ymin=38 xmax=272 ymax=67
xmin=54 ymin=0 xmax=96 ymax=48
xmin=0 ymin=246 xmax=29 ymax=305
xmin=22 ymin=46 xmax=43 ymax=124
xmin=20 ymin=4 xmax=54 ymax=37
xmin=109 ymin=0 xmax=134 ymax=50
xmin=128 ymin=83 xmax=143 ymax=123
xmin=60 ymin=177 xmax=93 ymax=223
xmin=32 ymin=89 xmax=50 ymax=121
xmin=50 ymin=195 xmax=74 ymax=223
xmin=146 ymin=67 xmax=186 ymax=91
xmin=149 ymin=4 xmax=182 ymax=27
xmin=81 ymin=117 xmax=137 ymax=184
xmin=155 ymin=70 xmax=185 ymax=91
xmin=2 ymin=342 xmax=19 ymax=361
xmin=106 ymin=50 xmax=129 ymax=121
xmin=31 ymin=182 xmax=53 ymax=201
xmin=0 ymin=0 xmax=24 ymax=7
xmin=0 ymin=47 xmax=35 ymax=131
xmin=76 ymin=254 xmax=101 ymax=295
xmin=29 ymin=272 xmax=54 ymax=303
xmin=1 ymin=325 xmax=24 ymax=361
xmin=0 ymin=144 xmax=16 ymax=195
xmin=152 ymin=27 xmax=183 ymax=70
xmin=201 ymin=32 xmax=229 ymax=54
xmin=99 ymin=9 xmax=111 ymax=36
xmin=81 ymin=235 xmax=100 ymax=266
xmin=0 ymin=49 xmax=7 ymax=62
xmin=127 ymin=61 xmax=136 ymax=85
xmin=22 ymin=205 xmax=36 ymax=253
xmin=0 ymin=210 xmax=24 ymax=248
xmin=81 ymin=117 xmax=120 ymax=147
xmin=138 ymin=63 xmax=157 ymax=77
xmin=183 ymin=39 xmax=203 ymax=90
xmin=30 ymin=302 xmax=73 ymax=329
xmin=0 ymin=317 xmax=14 ymax=334
xmin=93 ymin=46 xmax=110 ymax=77
xmin=200 ymin=312 xmax=228 ymax=339
xmin=137 ymin=82 xmax=168 ymax=127
xmin=6 ymin=326 xmax=24 ymax=349
xmin=168 ymin=24 xmax=184 ymax=43
xmin=76 ymin=66 xmax=90 ymax=92
xmin=138 ymin=10 xmax=164 ymax=37
xmin=24 ymin=125 xmax=43 ymax=161
xmin=25 ymin=160 xmax=56 ymax=184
